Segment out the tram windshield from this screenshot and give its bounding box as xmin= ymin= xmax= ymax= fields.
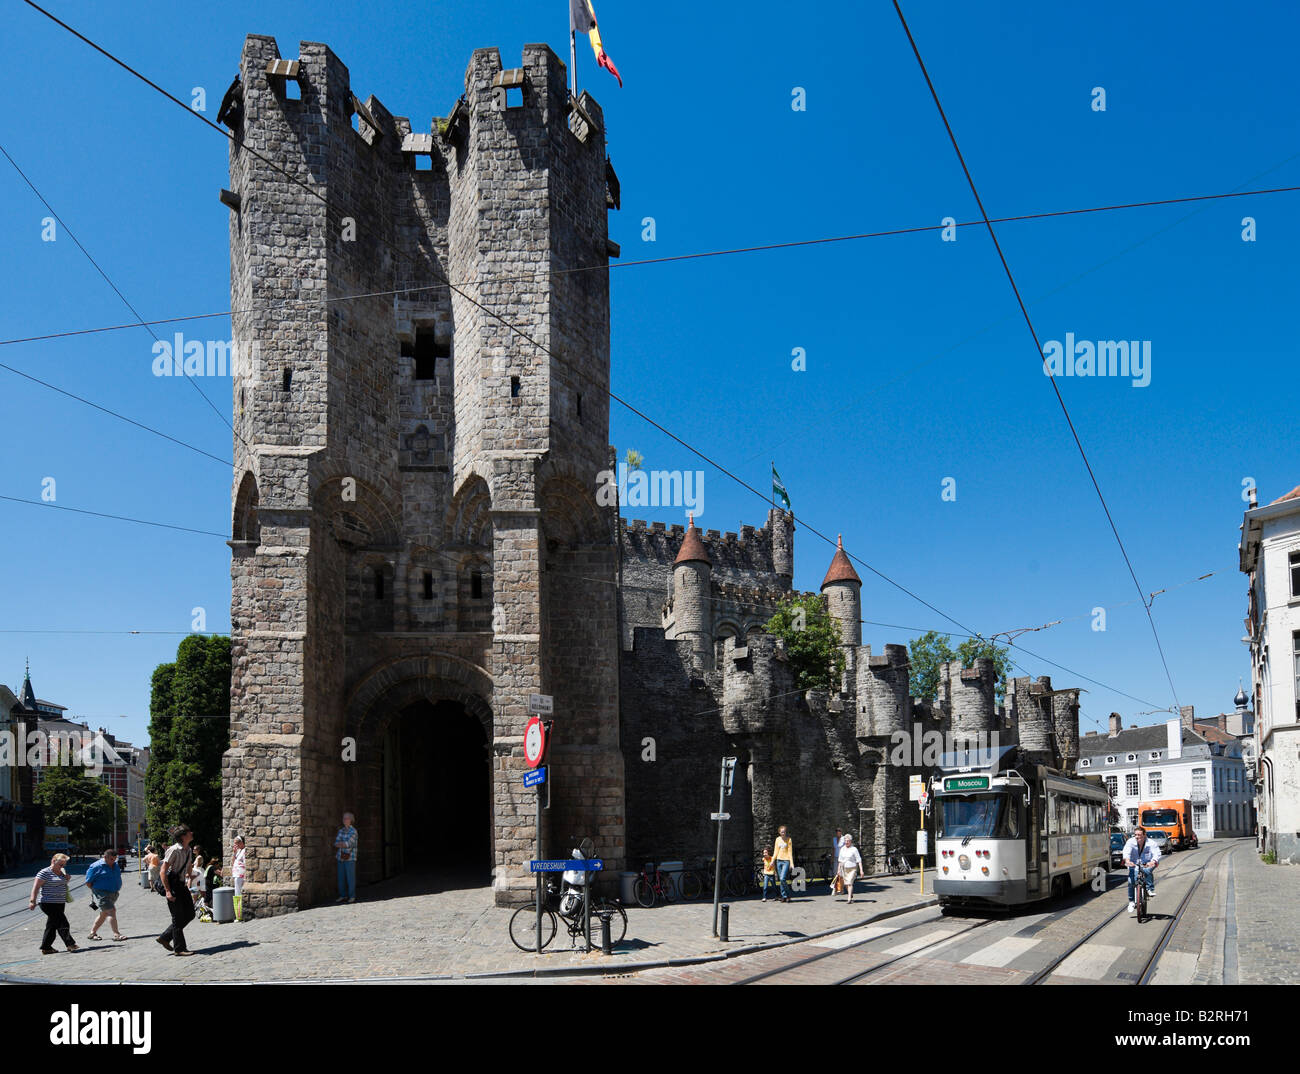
xmin=937 ymin=793 xmax=1020 ymax=839
xmin=1141 ymin=809 xmax=1178 ymax=827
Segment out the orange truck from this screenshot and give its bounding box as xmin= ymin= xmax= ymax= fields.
xmin=1138 ymin=799 xmax=1198 ymax=850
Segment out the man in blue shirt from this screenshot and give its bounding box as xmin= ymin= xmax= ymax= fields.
xmin=1123 ymin=827 xmax=1160 ymax=914
xmin=85 ymin=848 xmax=125 ymax=941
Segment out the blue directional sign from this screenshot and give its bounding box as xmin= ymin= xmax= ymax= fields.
xmin=523 ymin=767 xmax=547 ymax=788
xmin=529 ymin=859 xmax=603 ymax=872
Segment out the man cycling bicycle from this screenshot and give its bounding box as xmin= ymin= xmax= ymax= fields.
xmin=1122 ymin=826 xmax=1160 ymax=914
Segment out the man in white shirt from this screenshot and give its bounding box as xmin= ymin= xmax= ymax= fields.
xmin=1122 ymin=826 xmax=1160 ymax=914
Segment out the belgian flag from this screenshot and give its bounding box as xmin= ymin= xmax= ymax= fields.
xmin=570 ymin=0 xmax=623 ymax=87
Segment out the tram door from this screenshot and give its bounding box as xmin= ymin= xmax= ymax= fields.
xmin=1026 ymin=788 xmax=1043 ymax=896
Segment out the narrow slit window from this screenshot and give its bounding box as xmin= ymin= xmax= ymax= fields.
xmin=374 ymin=570 xmax=385 ymax=600
xmin=471 ymin=569 xmax=483 ymax=599
xmin=423 ymin=571 xmax=434 ymax=600
xmin=282 ymin=368 xmax=293 ymax=392
xmin=510 ymin=376 xmax=521 ymax=398
xmin=577 ymin=392 xmax=583 ymax=421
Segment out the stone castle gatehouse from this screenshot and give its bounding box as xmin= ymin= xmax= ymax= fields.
xmin=222 ymin=35 xmax=1086 ymax=916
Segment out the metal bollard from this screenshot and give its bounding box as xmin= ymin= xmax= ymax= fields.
xmin=720 ymin=903 xmax=730 ymax=942
xmin=599 ymin=910 xmax=613 ymax=955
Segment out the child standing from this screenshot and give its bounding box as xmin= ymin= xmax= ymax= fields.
xmin=760 ymin=845 xmax=778 ymax=902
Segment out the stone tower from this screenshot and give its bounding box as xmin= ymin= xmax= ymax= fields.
xmin=223 ymin=35 xmax=622 ymax=915
xmin=664 ymin=514 xmax=712 ymax=671
xmin=821 ymin=534 xmax=862 ymax=693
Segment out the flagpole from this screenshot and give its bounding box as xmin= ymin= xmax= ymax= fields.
xmin=570 ymin=29 xmax=578 ymax=99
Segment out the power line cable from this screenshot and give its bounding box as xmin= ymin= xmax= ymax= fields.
xmin=20 ymin=1 xmax=1194 ymax=717
xmin=0 ymin=494 xmax=228 ymax=538
xmin=0 ymin=141 xmax=241 ymax=455
xmin=5 ymin=179 xmax=1299 ymax=352
xmin=891 ymin=0 xmax=1182 ymax=713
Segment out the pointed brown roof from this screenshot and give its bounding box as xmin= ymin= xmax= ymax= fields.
xmin=1269 ymin=484 xmax=1300 ymax=505
xmin=821 ymin=534 xmax=861 ymax=588
xmin=674 ymin=514 xmax=710 ymax=566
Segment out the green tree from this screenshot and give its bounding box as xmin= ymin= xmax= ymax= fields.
xmin=908 ymin=630 xmax=956 ymax=702
xmin=145 ymin=634 xmax=231 ymax=859
xmin=908 ymin=631 xmax=1012 ymax=703
xmin=764 ymin=593 xmax=845 ymax=692
xmin=34 ymin=762 xmax=121 ymax=852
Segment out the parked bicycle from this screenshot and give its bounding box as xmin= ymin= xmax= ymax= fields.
xmin=886 ymin=847 xmax=912 ymax=875
xmin=632 ymin=862 xmax=677 ymax=907
xmin=508 ymin=839 xmax=628 ymax=952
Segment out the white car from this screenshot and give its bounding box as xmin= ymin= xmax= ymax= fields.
xmin=1144 ymin=830 xmax=1169 ymax=853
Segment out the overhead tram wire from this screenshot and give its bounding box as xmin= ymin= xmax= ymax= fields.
xmin=0 ymin=494 xmax=228 ymax=538
xmin=0 ymin=141 xmax=243 ymax=456
xmin=5 ymin=181 xmax=1300 ymax=352
xmin=23 ymin=2 xmax=1181 ymax=715
xmin=891 ymin=0 xmax=1182 ymax=714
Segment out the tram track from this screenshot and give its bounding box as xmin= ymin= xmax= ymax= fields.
xmin=734 ymin=905 xmax=997 ymax=985
xmin=1023 ymin=841 xmax=1235 ymax=986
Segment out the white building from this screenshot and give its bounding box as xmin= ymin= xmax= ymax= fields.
xmin=1078 ymin=709 xmax=1252 ymax=841
xmin=1240 ymin=483 xmax=1300 ymax=862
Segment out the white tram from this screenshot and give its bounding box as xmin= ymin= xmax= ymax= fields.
xmin=930 ymin=744 xmax=1110 ymax=910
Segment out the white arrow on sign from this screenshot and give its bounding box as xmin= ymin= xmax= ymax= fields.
xmin=527 ymin=693 xmax=553 ymax=715
xmin=710 ymin=812 xmax=731 ymax=821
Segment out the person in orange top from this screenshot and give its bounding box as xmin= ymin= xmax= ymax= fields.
xmin=773 ymin=826 xmax=794 ymax=902
xmin=760 ymin=845 xmax=778 ymax=902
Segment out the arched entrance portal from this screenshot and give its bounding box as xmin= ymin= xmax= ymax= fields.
xmin=380 ymin=699 xmax=493 ymax=890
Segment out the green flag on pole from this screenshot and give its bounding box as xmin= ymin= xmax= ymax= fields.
xmin=772 ymin=463 xmax=791 ymax=510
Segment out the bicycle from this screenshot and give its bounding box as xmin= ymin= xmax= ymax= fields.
xmin=886 ymin=847 xmax=912 ymax=876
xmin=508 ymin=863 xmax=628 ymax=952
xmin=632 ymin=862 xmax=677 ymax=907
xmin=1129 ymin=863 xmax=1153 ymax=924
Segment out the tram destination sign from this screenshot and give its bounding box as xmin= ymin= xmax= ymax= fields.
xmin=944 ymin=775 xmax=990 ymax=791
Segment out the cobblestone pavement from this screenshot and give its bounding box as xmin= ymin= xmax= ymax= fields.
xmin=0 ymin=866 xmax=935 ymax=983
xmin=1226 ymin=839 xmax=1300 ymax=985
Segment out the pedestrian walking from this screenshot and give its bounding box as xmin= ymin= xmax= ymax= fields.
xmin=157 ymin=825 xmax=197 ymax=956
xmin=760 ymin=845 xmax=778 ymax=901
xmin=333 ymin=812 xmax=358 ymax=903
xmin=829 ymin=827 xmax=844 ymax=893
xmin=144 ymin=844 xmax=161 ymax=892
xmin=85 ymin=848 xmax=126 ymax=941
xmin=838 ymin=835 xmax=863 ymax=904
xmin=27 ymin=853 xmax=80 ymax=954
xmin=773 ymin=825 xmax=794 ymax=902
xmin=231 ymin=835 xmax=246 ymax=921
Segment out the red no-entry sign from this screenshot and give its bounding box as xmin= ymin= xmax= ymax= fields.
xmin=524 ymin=716 xmax=547 ymax=768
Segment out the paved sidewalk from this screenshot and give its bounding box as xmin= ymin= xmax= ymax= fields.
xmin=1228 ymin=841 xmax=1300 ymax=985
xmin=0 ymin=867 xmax=936 ymax=983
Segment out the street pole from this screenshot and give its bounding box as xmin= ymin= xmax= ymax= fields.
xmin=535 ymin=780 xmax=543 ymax=955
xmin=711 ymin=757 xmax=736 ymax=938
xmin=711 ymin=761 xmax=726 ymax=937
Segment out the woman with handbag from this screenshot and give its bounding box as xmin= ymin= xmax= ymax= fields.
xmin=27 ymin=852 xmax=80 ymax=954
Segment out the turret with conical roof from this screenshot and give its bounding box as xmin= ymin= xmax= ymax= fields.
xmin=820 ymin=535 xmax=862 ymax=649
xmin=665 ymin=514 xmax=713 ymax=670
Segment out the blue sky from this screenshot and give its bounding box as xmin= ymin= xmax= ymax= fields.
xmin=2 ymin=1 xmax=1296 ymax=747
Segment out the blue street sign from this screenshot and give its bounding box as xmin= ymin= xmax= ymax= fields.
xmin=529 ymin=859 xmax=603 ymax=872
xmin=524 ymin=767 xmax=547 ymax=788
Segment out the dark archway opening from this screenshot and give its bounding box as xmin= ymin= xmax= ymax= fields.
xmin=381 ymin=698 xmax=492 ymax=892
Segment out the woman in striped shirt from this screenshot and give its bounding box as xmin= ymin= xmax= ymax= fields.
xmin=28 ymin=853 xmax=80 ymax=954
